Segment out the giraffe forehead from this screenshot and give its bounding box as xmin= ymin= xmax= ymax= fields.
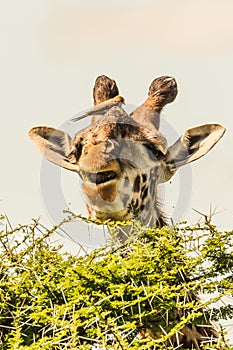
xmin=81 ymin=123 xmax=166 ymax=142
xmin=73 ymin=106 xmax=167 ymax=145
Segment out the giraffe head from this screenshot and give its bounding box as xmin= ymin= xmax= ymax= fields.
xmin=28 ymin=76 xmax=225 ymax=226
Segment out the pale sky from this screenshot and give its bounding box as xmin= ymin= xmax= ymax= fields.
xmin=1 ymin=0 xmax=233 ymax=232
xmin=1 ymin=0 xmax=232 ymax=234
xmin=1 ymin=0 xmax=233 ymax=341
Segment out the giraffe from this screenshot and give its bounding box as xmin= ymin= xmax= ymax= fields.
xmin=28 ymin=75 xmax=226 ymax=348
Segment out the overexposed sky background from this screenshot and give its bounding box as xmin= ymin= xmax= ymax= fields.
xmin=1 ymin=0 xmax=233 ymax=240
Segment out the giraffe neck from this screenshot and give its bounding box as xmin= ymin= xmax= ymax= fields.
xmin=130 ymin=168 xmax=167 ymax=226
xmin=111 ymin=167 xmax=167 ymax=243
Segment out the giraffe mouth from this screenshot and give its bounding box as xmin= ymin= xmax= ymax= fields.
xmin=80 ymin=170 xmax=117 ymax=185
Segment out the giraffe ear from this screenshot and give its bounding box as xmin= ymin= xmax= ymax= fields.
xmin=28 ymin=126 xmax=79 ymax=172
xmin=164 ymin=124 xmax=226 ymax=179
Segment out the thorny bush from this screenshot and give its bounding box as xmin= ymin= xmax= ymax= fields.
xmin=0 ymin=213 xmax=232 ymax=349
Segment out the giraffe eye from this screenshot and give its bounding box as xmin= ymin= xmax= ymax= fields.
xmin=143 ymin=143 xmax=164 ymax=159
xmin=154 ymin=150 xmax=163 ymax=158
